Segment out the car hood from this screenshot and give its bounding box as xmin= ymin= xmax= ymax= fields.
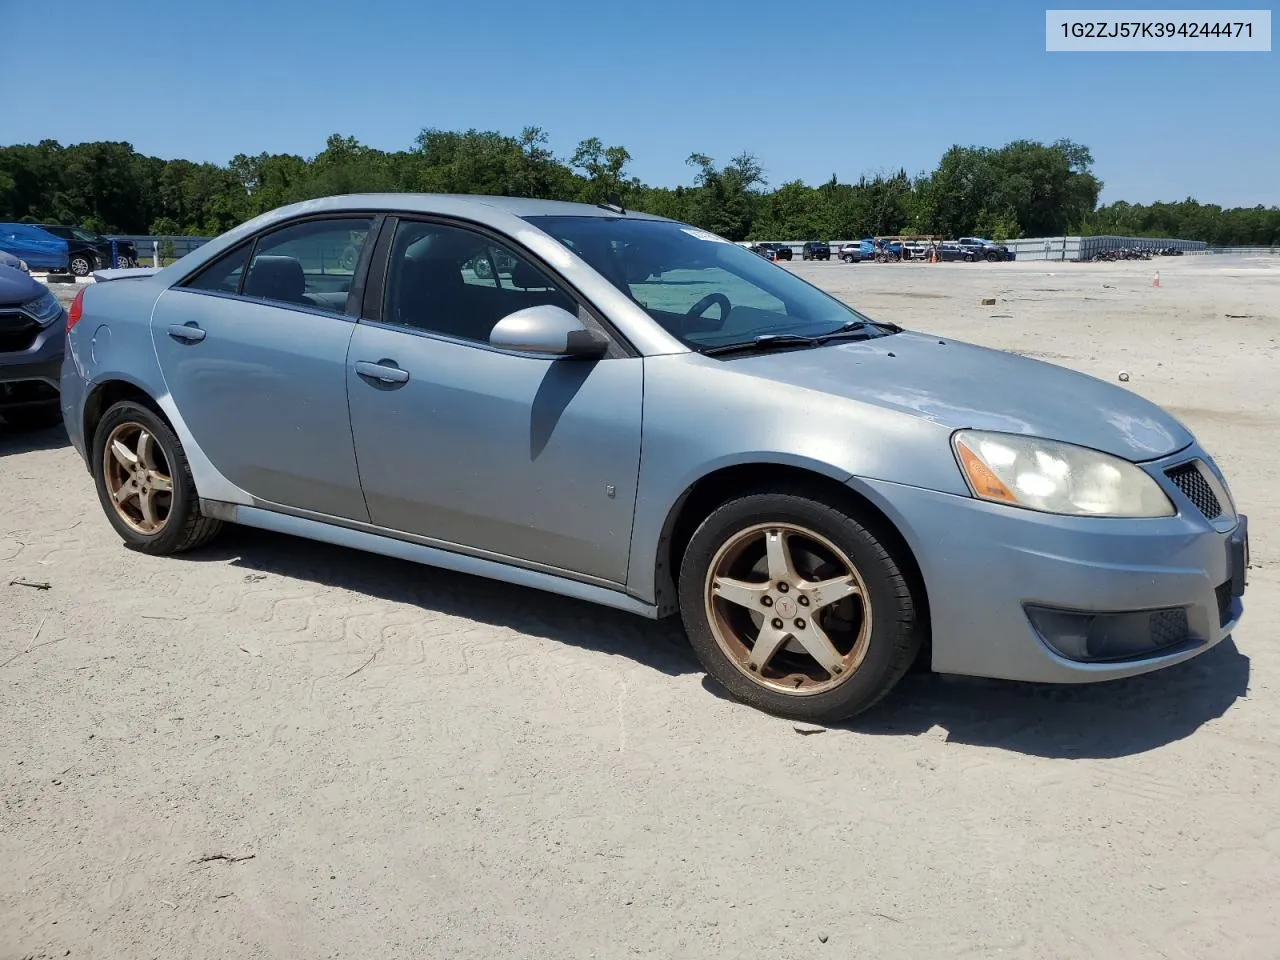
xmin=724 ymin=330 xmax=1193 ymax=461
xmin=0 ymin=264 xmax=46 ymax=306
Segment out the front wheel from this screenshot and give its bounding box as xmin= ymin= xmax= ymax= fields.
xmin=678 ymin=490 xmax=922 ymax=722
xmin=92 ymin=400 xmax=223 ymax=554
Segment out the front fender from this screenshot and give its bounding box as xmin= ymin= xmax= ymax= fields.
xmin=626 ymin=353 xmax=966 ymax=606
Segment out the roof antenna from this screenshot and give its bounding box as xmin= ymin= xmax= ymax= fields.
xmin=597 ymin=192 xmax=626 ymax=215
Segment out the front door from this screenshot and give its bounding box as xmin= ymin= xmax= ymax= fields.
xmin=345 ymin=218 xmax=642 ymax=584
xmin=150 ymin=216 xmax=375 ymax=520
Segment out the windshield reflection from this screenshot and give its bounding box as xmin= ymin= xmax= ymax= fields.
xmin=525 ymin=216 xmax=887 ymax=351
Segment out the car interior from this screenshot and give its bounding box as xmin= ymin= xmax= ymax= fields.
xmin=242 ymin=254 xmax=351 ymax=311
xmin=383 ymin=224 xmax=577 ymax=343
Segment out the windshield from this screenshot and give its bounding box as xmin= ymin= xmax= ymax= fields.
xmin=526 ymin=216 xmax=883 ymax=350
xmin=71 ymin=228 xmax=101 ymax=242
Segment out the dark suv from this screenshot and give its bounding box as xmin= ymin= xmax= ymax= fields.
xmin=751 ymin=242 xmax=793 ymax=261
xmin=955 ymin=237 xmax=1015 ymax=262
xmin=801 ymin=241 xmax=831 ymax=261
xmin=0 ymin=265 xmax=65 ymax=429
xmin=38 ymin=225 xmax=139 ymax=273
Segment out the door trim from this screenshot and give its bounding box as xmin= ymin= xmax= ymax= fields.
xmin=199 ymin=498 xmax=659 ymax=618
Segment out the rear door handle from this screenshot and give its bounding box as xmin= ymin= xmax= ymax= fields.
xmin=167 ymin=322 xmax=206 ymax=343
xmin=354 ymin=360 xmax=410 ymax=385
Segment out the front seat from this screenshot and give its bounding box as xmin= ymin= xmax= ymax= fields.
xmin=397 ymin=257 xmax=480 ymax=339
xmin=243 ymin=255 xmax=307 ymax=304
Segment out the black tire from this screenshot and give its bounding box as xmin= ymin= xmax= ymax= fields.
xmin=69 ymin=255 xmax=93 ymax=277
xmin=964 ymin=253 xmax=976 ymax=262
xmin=678 ymin=488 xmax=922 ymax=723
xmin=2 ymin=404 xmax=63 ymax=431
xmin=92 ymin=400 xmax=223 ymax=554
xmin=985 ymin=251 xmax=1000 ymax=262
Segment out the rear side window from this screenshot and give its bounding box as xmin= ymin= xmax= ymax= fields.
xmin=242 ymin=218 xmax=373 ymax=312
xmin=184 ymin=242 xmax=251 ymax=294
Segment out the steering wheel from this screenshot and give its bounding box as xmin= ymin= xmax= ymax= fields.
xmin=686 ymin=293 xmax=731 ymax=322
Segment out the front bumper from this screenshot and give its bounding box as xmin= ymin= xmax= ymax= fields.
xmin=858 ymin=455 xmax=1246 ymax=683
xmin=0 ymin=321 xmax=64 ymax=410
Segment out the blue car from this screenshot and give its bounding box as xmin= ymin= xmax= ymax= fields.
xmin=0 ymin=264 xmax=65 ymax=429
xmin=55 ymin=194 xmax=1249 ymax=722
xmin=0 ymin=223 xmax=70 ymax=272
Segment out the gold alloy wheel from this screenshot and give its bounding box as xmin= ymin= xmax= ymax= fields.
xmin=704 ymin=522 xmax=872 ymax=696
xmin=102 ymin=422 xmax=174 ymax=534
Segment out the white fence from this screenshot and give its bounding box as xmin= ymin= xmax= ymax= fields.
xmin=747 ymin=235 xmax=1212 ymax=261
xmin=1000 ymin=235 xmax=1208 ymax=261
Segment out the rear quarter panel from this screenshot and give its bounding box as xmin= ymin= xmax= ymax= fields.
xmin=66 ymin=277 xmax=255 ymax=501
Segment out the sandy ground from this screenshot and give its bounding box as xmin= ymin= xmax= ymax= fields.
xmin=2 ymin=255 xmax=1277 ymax=959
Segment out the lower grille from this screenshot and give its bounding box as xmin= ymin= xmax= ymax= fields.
xmin=1149 ymin=608 xmax=1191 ymax=648
xmin=1215 ymin=580 xmax=1233 ymax=627
xmin=1166 ymin=461 xmax=1223 ymax=520
xmin=1026 ymin=605 xmax=1192 ymax=662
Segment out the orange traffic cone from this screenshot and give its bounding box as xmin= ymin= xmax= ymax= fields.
xmin=1152 ymin=271 xmax=1160 ymax=287
xmin=930 ymin=247 xmax=937 ymax=263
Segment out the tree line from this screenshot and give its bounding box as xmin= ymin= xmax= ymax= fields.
xmin=1 ymin=129 xmax=1276 ymax=246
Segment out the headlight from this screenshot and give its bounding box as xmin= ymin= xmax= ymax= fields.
xmin=22 ymin=290 xmax=64 ymax=327
xmin=952 ymin=430 xmax=1174 ymax=518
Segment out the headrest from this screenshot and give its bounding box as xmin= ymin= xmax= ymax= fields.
xmin=510 ymin=260 xmax=548 ymax=290
xmin=244 ymin=255 xmax=305 ymax=302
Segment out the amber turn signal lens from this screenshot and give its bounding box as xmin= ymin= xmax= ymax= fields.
xmin=955 ymin=439 xmax=1018 ymax=504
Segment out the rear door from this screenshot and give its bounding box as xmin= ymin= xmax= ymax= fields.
xmin=150 ymin=215 xmax=377 ymax=520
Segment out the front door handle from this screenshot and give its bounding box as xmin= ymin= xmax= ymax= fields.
xmin=354 ymin=360 xmax=410 ymax=385
xmin=167 ymin=322 xmax=206 ymax=343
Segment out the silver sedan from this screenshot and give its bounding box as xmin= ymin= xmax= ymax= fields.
xmin=58 ymin=195 xmax=1248 ymax=722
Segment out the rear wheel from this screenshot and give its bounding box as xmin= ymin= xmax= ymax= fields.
xmin=70 ymin=255 xmax=92 ymax=277
xmin=92 ymin=400 xmax=223 ymax=554
xmin=678 ymin=490 xmax=921 ymax=722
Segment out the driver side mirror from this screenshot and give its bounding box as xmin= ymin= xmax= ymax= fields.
xmin=489 ymin=305 xmax=610 ymax=359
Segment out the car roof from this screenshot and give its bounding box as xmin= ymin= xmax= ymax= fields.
xmin=257 ymin=193 xmax=675 ymax=222
xmin=0 ymin=222 xmax=58 ymax=238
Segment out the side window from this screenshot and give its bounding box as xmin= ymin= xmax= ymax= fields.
xmin=183 ymin=242 xmax=251 ymax=294
xmin=242 ymin=217 xmax=373 ymax=311
xmin=381 ymin=221 xmax=577 ymax=344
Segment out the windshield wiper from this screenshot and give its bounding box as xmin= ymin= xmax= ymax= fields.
xmin=822 ymin=318 xmax=902 ymax=339
xmin=702 ymin=333 xmax=820 ymax=357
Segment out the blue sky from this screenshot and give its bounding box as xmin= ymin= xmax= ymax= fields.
xmin=2 ymin=1 xmax=1275 ymax=206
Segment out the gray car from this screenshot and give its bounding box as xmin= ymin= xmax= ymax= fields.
xmin=58 ymin=195 xmax=1248 ymax=722
xmin=1 ymin=264 xmax=65 ymax=429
